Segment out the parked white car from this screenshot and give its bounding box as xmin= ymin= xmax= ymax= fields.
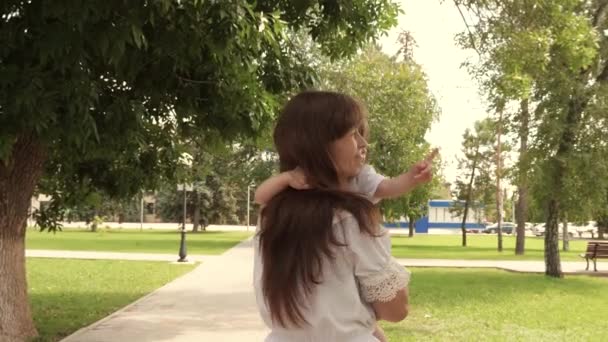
xmin=524 ymin=222 xmax=535 ymax=235
xmin=576 ymin=221 xmax=598 ymax=237
xmin=533 ymin=223 xmax=546 ymax=236
xmin=532 ymin=222 xmax=575 ymax=238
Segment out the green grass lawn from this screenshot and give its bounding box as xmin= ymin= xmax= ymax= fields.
xmin=383 ymin=268 xmax=608 ymax=341
xmin=27 ymin=258 xmax=196 ymax=342
xmin=391 ymin=234 xmax=592 ymax=261
xmin=26 ymin=229 xmax=252 ymax=254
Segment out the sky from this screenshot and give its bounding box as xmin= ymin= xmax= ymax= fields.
xmin=379 ymin=0 xmax=488 ymax=184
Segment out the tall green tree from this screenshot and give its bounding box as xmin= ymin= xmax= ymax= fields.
xmin=451 ymin=118 xmax=497 ymax=246
xmin=319 ymin=44 xmax=440 ymax=229
xmin=0 ymin=1 xmax=400 ymax=338
xmin=454 ymin=0 xmax=608 ymax=277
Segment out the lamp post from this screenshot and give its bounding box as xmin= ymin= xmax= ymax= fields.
xmin=177 ymin=183 xmax=193 ymax=262
xmin=140 ymin=192 xmax=144 ymax=232
xmin=246 ymin=182 xmax=255 ymax=231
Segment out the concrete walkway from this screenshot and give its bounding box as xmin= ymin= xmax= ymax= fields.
xmin=396 ymin=258 xmax=606 ymax=275
xmin=26 ymin=249 xmax=216 ymax=262
xmin=60 ymin=239 xmax=268 ymax=342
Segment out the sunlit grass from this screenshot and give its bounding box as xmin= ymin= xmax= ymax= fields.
xmin=26 ymin=229 xmax=252 ymax=254
xmin=383 ymin=268 xmax=608 ymax=341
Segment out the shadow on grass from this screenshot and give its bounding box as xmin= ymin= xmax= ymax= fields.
xmin=30 ymin=291 xmax=147 ymax=342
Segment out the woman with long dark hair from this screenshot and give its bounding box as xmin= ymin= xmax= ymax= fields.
xmin=254 ymin=91 xmax=427 ymax=341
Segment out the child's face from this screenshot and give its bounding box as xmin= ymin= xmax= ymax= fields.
xmin=329 ymin=128 xmax=368 ymax=182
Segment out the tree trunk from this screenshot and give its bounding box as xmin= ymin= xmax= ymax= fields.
xmin=562 ymin=219 xmax=569 ymax=252
xmin=515 ymin=188 xmax=527 ymax=254
xmin=0 ymin=134 xmax=47 ymax=341
xmin=496 ymin=107 xmax=504 ymax=252
xmin=599 ymin=198 xmax=607 ymax=240
xmin=515 ymin=98 xmax=529 ymax=255
xmin=461 ymin=145 xmax=480 ymax=248
xmin=192 ymin=191 xmax=200 ymax=233
xmin=547 ymin=88 xmax=587 ymax=276
xmin=545 ymin=199 xmax=563 ymax=277
xmin=460 ymin=189 xmax=471 ymax=248
xmin=543 ymin=90 xmax=583 ymax=278
xmin=90 ymin=210 xmax=98 ymax=232
xmin=408 ymin=215 xmax=414 ymax=238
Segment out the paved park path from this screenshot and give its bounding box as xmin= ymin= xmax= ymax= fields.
xmin=58 ymin=239 xmax=268 ymax=342
xmin=395 ymin=258 xmax=603 ymax=274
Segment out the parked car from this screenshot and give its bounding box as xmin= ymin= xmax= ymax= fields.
xmin=500 ymin=222 xmax=535 ymax=236
xmin=532 ymin=223 xmax=575 ymax=238
xmin=484 ymin=222 xmax=516 ymax=234
xmin=575 ymin=221 xmax=598 ymax=237
xmin=466 ymin=227 xmax=485 ymax=234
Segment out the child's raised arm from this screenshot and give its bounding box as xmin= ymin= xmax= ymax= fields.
xmin=374 ymin=148 xmax=438 ymax=199
xmin=254 ymin=167 xmax=310 ymax=205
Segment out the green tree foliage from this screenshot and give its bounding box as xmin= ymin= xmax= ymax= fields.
xmin=0 ymin=1 xmax=401 ymax=338
xmin=59 ymin=191 xmax=142 ymax=227
xmin=451 ymin=118 xmax=498 ymax=246
xmin=318 ymin=43 xmax=440 ymax=230
xmin=454 ymin=0 xmax=608 ymax=277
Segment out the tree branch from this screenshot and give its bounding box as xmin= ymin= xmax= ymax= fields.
xmin=176 ymin=74 xmax=215 ymax=85
xmin=453 ymin=0 xmax=483 ymax=57
xmin=592 ymin=1 xmax=608 ymax=84
xmin=596 ymin=61 xmax=608 ymax=83
xmin=593 ymin=0 xmax=608 ymax=28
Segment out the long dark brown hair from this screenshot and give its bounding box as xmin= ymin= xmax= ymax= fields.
xmin=258 ymin=91 xmax=381 ymax=328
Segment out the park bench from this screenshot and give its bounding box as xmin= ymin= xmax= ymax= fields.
xmin=580 ymin=241 xmax=608 ymax=272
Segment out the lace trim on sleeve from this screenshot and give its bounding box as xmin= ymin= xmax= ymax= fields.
xmin=360 ymin=259 xmax=411 ymax=303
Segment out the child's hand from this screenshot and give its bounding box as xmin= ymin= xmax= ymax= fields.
xmin=411 ymin=148 xmax=438 ymax=185
xmin=372 ymin=324 xmax=387 ymax=342
xmin=287 ymin=167 xmax=310 ymax=190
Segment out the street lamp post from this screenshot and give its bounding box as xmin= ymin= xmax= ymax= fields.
xmin=177 ymin=183 xmax=193 ymax=262
xmin=247 ymin=183 xmax=255 ymax=231
xmin=140 ymin=192 xmax=144 ymax=232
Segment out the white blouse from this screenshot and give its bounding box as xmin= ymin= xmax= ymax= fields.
xmin=253 ymin=213 xmax=411 ymax=342
xmin=349 ymin=164 xmax=385 ymax=204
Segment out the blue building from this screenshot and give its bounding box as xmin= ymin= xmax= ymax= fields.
xmin=384 ymin=200 xmax=485 ymax=234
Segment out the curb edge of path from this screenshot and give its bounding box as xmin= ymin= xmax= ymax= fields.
xmin=396 ymin=261 xmax=608 ymax=277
